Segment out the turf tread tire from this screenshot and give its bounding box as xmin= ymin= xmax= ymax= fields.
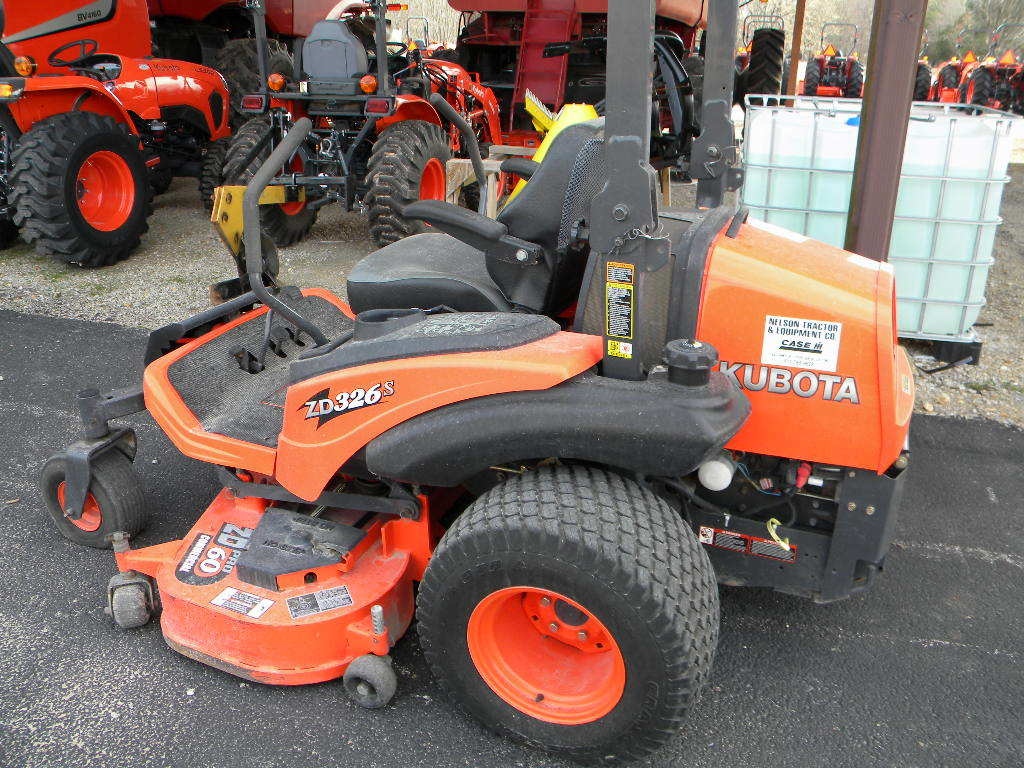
xmin=10 ymin=112 xmax=152 ymax=267
xmin=417 ymin=464 xmax=720 ymax=764
xmin=222 ymin=117 xmax=316 ymax=246
xmin=365 ymin=120 xmax=451 ymax=247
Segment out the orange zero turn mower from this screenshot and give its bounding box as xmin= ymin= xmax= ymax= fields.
xmin=42 ymin=0 xmax=913 ymax=761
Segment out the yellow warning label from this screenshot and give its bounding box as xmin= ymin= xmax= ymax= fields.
xmin=606 ymin=282 xmax=634 ymax=339
xmin=606 ymin=262 xmax=635 ymax=285
xmin=607 ymin=340 xmax=634 ymax=359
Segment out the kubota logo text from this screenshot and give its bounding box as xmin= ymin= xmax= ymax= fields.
xmin=303 ymin=381 xmax=395 ymax=426
xmin=720 ymin=362 xmax=860 ymax=404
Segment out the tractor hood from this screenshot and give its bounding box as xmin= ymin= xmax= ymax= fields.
xmin=111 ymin=56 xmax=230 ymax=137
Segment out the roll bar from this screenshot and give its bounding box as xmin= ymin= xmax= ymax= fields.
xmin=428 ymin=93 xmax=489 ymax=216
xmin=242 ymin=117 xmax=329 ymax=346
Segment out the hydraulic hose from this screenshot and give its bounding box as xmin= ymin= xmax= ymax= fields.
xmin=429 ymin=93 xmax=488 ymax=215
xmin=242 ymin=117 xmax=328 ymax=346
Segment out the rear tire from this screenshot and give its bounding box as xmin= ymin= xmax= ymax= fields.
xmin=365 ymin=120 xmax=451 ymax=247
xmin=802 ymin=58 xmax=820 ymax=95
xmin=199 ymin=138 xmax=229 ymax=212
xmin=844 ymin=59 xmax=865 ymax=98
xmin=417 ymin=465 xmax=719 ymax=763
xmin=914 ymin=62 xmax=932 ymax=101
xmin=741 ymin=28 xmax=786 ymax=104
xmin=965 ymin=66 xmax=995 ymax=109
xmin=40 ymin=449 xmax=148 ymax=549
xmin=216 ymin=38 xmax=293 ymax=130
xmin=938 ymin=63 xmax=960 ymax=90
xmin=11 ymin=112 xmax=151 ymax=267
xmin=223 ymin=117 xmax=317 ymax=247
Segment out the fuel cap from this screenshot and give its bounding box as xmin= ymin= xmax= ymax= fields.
xmin=663 ymin=339 xmax=719 ymax=387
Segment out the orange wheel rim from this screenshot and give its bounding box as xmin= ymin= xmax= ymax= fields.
xmin=76 ymin=150 xmax=135 ymax=231
xmin=467 ymin=586 xmax=626 ymax=725
xmin=280 ymin=153 xmax=307 ymax=216
xmin=419 ymin=157 xmax=446 ymax=201
xmin=55 ymin=481 xmax=102 ymax=532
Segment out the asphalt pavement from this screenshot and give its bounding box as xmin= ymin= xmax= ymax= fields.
xmin=0 ymin=309 xmax=1021 ymax=768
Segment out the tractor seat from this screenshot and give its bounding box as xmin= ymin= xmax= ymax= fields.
xmin=303 ymin=19 xmax=369 ymax=91
xmin=347 ymin=120 xmax=606 ymax=315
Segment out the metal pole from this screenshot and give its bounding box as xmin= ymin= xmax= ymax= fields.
xmin=693 ymin=0 xmax=739 ymax=208
xmin=786 ymin=0 xmax=807 ymax=96
xmin=844 ymin=0 xmax=929 ymax=260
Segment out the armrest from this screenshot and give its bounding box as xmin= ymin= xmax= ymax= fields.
xmin=500 ymin=157 xmax=541 ymax=179
xmin=403 ymin=200 xmax=546 ymax=266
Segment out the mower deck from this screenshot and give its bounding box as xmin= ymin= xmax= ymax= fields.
xmin=116 ymin=488 xmax=421 ymax=685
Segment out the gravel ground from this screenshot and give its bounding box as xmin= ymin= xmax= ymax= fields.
xmin=0 ymin=173 xmax=1021 ymax=427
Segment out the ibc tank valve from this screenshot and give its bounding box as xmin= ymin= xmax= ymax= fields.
xmin=663 ymin=339 xmax=719 ymax=387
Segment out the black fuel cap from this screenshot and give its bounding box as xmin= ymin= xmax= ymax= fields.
xmin=663 ymin=339 xmax=719 ymax=387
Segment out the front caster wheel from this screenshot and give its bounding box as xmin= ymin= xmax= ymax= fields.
xmin=108 ymin=578 xmax=153 ymax=629
xmin=40 ymin=449 xmax=148 ymax=548
xmin=343 ymin=654 xmax=397 ymax=709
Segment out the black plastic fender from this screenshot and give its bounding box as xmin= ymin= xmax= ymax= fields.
xmin=364 ymin=370 xmax=750 ymax=486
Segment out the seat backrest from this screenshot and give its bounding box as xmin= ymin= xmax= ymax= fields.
xmin=303 ymin=19 xmax=369 ymax=81
xmin=489 ymin=120 xmax=606 ymax=313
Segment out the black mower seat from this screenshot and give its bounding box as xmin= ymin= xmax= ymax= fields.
xmin=346 ymin=120 xmax=606 ymax=316
xmin=303 ymin=19 xmax=369 ymax=91
xmin=347 ymin=233 xmax=510 ymax=314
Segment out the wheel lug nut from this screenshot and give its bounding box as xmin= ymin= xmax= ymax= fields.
xmin=539 ymin=597 xmax=551 ymax=607
xmin=548 ymin=622 xmax=559 ymax=632
xmin=577 ymin=631 xmax=588 ymax=642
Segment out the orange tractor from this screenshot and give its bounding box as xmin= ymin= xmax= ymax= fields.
xmin=42 ymin=0 xmax=913 ymax=762
xmin=803 ymin=23 xmax=865 ymax=98
xmin=930 ymin=28 xmax=985 ymax=102
xmin=223 ymin=0 xmax=502 ymax=250
xmin=959 ymin=23 xmax=1024 ymax=114
xmin=0 ymin=0 xmax=231 ymax=266
xmin=734 ymin=11 xmax=786 ymax=104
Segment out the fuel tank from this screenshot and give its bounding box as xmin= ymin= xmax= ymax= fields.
xmin=696 ymin=217 xmax=914 ymax=474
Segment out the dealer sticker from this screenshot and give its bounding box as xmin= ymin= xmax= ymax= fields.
xmin=761 ymin=315 xmax=842 ymax=373
xmin=211 ymin=587 xmax=274 ymax=619
xmin=286 ymin=585 xmax=354 ymax=620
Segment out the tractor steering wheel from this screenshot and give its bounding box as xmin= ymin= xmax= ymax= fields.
xmin=387 ymin=41 xmax=409 ymax=57
xmin=48 ymin=39 xmax=99 ymax=68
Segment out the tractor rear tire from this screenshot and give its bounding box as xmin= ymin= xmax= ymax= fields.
xmin=216 ymin=38 xmax=293 ymax=130
xmin=0 ymin=106 xmax=21 ymax=248
xmin=199 ymin=138 xmax=229 ymax=212
xmin=417 ymin=465 xmax=719 ymax=764
xmin=938 ymin=64 xmax=960 ymax=90
xmin=365 ymin=120 xmax=451 ymax=247
xmin=803 ymin=58 xmax=820 ymax=95
xmin=844 ymin=59 xmax=865 ymax=99
xmin=40 ymin=449 xmax=148 ymax=549
xmin=10 ymin=112 xmax=151 ymax=268
xmin=222 ymin=117 xmax=317 ymax=247
xmin=742 ymin=28 xmax=786 ymax=103
xmin=914 ymin=62 xmax=932 ymax=101
xmin=966 ymin=66 xmax=995 ymax=109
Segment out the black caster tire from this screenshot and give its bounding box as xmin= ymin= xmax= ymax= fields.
xmin=40 ymin=449 xmax=147 ymax=549
xmin=109 ymin=582 xmax=152 ymax=630
xmin=343 ymin=654 xmax=397 ymax=709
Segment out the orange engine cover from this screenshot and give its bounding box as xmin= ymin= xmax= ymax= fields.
xmin=696 ymin=218 xmax=914 ymax=474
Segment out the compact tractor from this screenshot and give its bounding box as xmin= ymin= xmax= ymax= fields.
xmin=803 ymin=23 xmax=865 ymax=99
xmin=222 ymin=0 xmax=502 ymax=249
xmin=0 ymin=0 xmax=231 ymax=266
xmin=930 ymin=28 xmax=984 ymax=102
xmin=42 ymin=0 xmax=913 ymax=762
xmin=734 ymin=11 xmax=786 ymax=104
xmin=960 ymin=23 xmax=1024 ymax=115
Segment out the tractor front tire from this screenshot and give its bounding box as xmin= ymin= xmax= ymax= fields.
xmin=11 ymin=112 xmax=151 ymax=267
xmin=845 ymin=59 xmax=865 ymax=98
xmin=743 ymin=28 xmax=786 ymax=102
xmin=365 ymin=120 xmax=451 ymax=247
xmin=199 ymin=138 xmax=229 ymax=212
xmin=803 ymin=58 xmax=820 ymax=95
xmin=40 ymin=449 xmax=148 ymax=549
xmin=417 ymin=465 xmax=720 ymax=764
xmin=223 ymin=117 xmax=317 ymax=247
xmin=914 ymin=62 xmax=932 ymax=101
xmin=216 ymin=38 xmax=293 ymax=130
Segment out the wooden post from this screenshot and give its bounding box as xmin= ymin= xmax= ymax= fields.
xmin=786 ymin=0 xmax=807 ymax=95
xmin=844 ymin=0 xmax=929 ymax=261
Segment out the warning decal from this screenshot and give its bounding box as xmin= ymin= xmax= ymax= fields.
xmin=761 ymin=315 xmax=842 ymax=373
xmin=211 ymin=587 xmax=274 ymax=619
xmin=698 ymin=525 xmax=797 ymax=563
xmin=606 ymin=261 xmax=635 ymax=355
xmin=286 ymin=585 xmax=354 ymax=620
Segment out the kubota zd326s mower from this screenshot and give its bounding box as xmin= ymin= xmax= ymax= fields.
xmin=42 ymin=1 xmax=913 ymax=762
xmin=0 ymin=0 xmax=231 ymax=266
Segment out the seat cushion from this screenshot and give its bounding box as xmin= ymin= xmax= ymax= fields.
xmin=347 ymin=232 xmax=513 ymax=314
